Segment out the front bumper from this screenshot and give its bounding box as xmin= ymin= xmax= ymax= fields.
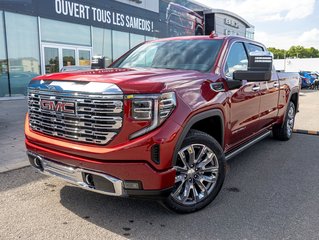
xmin=26 ymin=138 xmax=176 ymax=193
xmin=27 ymin=151 xmax=174 ymax=199
xmin=28 ymin=151 xmax=125 ymax=196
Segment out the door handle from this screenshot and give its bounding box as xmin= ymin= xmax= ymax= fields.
xmin=273 ymin=82 xmax=279 ymax=88
xmin=252 ymin=86 xmax=260 ymax=91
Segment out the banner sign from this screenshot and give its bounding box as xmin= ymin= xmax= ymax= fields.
xmin=53 ymin=0 xmax=155 ymax=32
xmin=0 ymin=0 xmax=206 ymax=37
xmin=0 ymin=0 xmax=161 ymax=36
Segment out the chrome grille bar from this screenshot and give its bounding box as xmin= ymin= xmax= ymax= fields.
xmin=27 ymin=81 xmax=124 ymax=145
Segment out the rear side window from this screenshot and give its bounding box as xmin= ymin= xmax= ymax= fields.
xmin=247 ymin=43 xmax=264 ymax=53
xmin=225 ymin=42 xmax=248 ymax=79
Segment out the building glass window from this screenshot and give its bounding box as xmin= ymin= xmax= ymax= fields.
xmin=92 ymin=27 xmax=112 ymax=63
xmin=41 ymin=18 xmax=91 ymax=46
xmin=112 ymin=30 xmax=129 ymax=60
xmin=5 ymin=12 xmax=40 ymax=96
xmin=62 ymin=49 xmax=76 ymax=67
xmin=0 ymin=11 xmax=9 ymax=97
xmin=79 ymin=50 xmax=91 ymax=66
xmin=246 ymin=27 xmax=255 ymax=40
xmin=130 ymin=33 xmax=145 ymax=49
xmin=44 ymin=47 xmax=59 ymax=74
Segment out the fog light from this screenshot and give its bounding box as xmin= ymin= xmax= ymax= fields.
xmin=84 ymin=173 xmax=95 ymax=187
xmin=124 ymin=181 xmax=142 ymax=190
xmin=28 ymin=154 xmax=43 ymax=171
xmin=34 ymin=157 xmax=42 ymax=168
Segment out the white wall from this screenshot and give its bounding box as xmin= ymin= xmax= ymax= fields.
xmin=274 ymin=58 xmax=319 ymax=72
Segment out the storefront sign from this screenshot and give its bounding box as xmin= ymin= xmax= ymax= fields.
xmin=224 ymin=29 xmax=239 ymax=36
xmin=224 ymin=18 xmax=239 ymax=29
xmin=54 ymin=0 xmax=154 ymax=32
xmin=0 ymin=0 xmax=215 ymax=37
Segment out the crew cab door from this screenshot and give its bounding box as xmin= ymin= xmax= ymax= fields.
xmin=245 ymin=43 xmax=280 ymax=129
xmin=223 ymin=42 xmax=261 ymax=147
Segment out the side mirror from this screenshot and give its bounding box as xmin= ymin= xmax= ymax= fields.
xmin=233 ymin=51 xmax=273 ymax=81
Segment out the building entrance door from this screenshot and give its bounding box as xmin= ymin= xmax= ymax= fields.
xmin=41 ymin=44 xmax=91 ymax=74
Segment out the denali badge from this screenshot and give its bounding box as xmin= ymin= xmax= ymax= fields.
xmin=40 ymin=99 xmax=76 ymax=114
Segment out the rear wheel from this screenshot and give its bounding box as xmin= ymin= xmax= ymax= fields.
xmin=273 ymin=101 xmax=296 ymax=141
xmin=164 ymin=130 xmax=225 ymax=213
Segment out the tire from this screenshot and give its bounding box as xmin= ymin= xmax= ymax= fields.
xmin=163 ymin=129 xmax=226 ymax=213
xmin=273 ymin=101 xmax=296 ymax=141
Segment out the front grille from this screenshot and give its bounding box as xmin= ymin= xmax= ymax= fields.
xmin=28 ymin=89 xmax=123 ymax=145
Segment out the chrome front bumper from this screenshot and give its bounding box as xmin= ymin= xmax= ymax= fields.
xmin=27 ymin=151 xmax=126 ymax=197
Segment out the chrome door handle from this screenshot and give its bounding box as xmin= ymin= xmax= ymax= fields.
xmin=252 ymin=86 xmax=260 ymax=91
xmin=273 ymin=82 xmax=279 ymax=88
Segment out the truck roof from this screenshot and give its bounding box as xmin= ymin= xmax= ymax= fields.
xmin=149 ymin=35 xmax=263 ymax=47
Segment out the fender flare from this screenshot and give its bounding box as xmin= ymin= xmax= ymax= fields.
xmin=171 ymin=109 xmax=225 ymax=166
xmin=282 ymin=89 xmax=299 ymax=125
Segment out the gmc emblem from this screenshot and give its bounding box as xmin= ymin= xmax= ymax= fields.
xmin=40 ymin=99 xmax=76 ymax=114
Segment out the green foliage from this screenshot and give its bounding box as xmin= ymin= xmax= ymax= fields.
xmin=268 ymin=46 xmax=319 ymax=59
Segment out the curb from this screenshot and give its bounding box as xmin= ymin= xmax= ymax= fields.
xmin=293 ymin=129 xmax=319 ymax=136
xmin=0 ymin=96 xmax=26 ymax=101
xmin=0 ymin=161 xmax=30 ymax=173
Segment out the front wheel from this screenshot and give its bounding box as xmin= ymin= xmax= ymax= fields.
xmin=164 ymin=130 xmax=226 ymax=213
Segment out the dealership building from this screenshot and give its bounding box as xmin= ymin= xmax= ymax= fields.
xmin=0 ymin=0 xmax=254 ymax=98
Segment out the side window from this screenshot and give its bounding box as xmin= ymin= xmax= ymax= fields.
xmin=247 ymin=43 xmax=274 ymax=71
xmin=225 ymin=42 xmax=248 ymax=79
xmin=247 ymin=43 xmax=264 ymax=53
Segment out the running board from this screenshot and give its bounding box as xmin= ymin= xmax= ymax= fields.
xmin=225 ymin=131 xmax=271 ymax=161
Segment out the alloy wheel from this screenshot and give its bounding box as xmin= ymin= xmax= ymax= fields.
xmin=287 ymin=105 xmax=295 ymax=136
xmin=171 ymin=144 xmax=219 ymax=205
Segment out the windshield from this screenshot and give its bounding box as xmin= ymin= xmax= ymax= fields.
xmin=112 ymin=39 xmax=223 ymax=72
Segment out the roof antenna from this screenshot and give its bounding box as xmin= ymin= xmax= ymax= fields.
xmin=209 ymin=31 xmax=218 ymax=38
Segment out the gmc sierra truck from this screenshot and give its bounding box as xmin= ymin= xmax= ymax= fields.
xmin=26 ymin=35 xmax=300 ymax=213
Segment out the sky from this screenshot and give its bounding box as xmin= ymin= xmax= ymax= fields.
xmin=196 ymin=0 xmax=319 ymax=50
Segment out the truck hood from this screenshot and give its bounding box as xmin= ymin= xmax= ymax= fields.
xmin=33 ymin=68 xmax=210 ymax=94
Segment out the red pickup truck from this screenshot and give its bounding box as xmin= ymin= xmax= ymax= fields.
xmin=26 ymin=35 xmax=300 ymax=213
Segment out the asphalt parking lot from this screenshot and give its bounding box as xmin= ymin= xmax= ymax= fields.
xmin=1 ymin=133 xmax=319 ymax=240
xmin=0 ymin=99 xmax=27 ymax=172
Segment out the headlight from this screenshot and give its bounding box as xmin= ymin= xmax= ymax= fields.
xmin=129 ymin=92 xmax=176 ymax=139
xmin=159 ymin=92 xmax=176 ymax=121
xmin=132 ymin=100 xmax=153 ymax=120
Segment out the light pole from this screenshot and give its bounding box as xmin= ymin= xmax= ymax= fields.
xmin=284 ymin=50 xmax=286 ymax=71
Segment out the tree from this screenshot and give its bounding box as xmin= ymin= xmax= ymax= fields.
xmin=268 ymin=46 xmax=319 ymax=59
xmin=306 ymin=47 xmax=319 ymax=58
